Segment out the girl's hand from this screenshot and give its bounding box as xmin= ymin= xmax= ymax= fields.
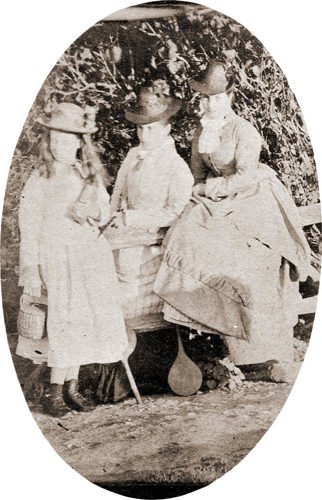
xmin=22 ymin=265 xmax=43 ymax=297
xmin=192 ymin=183 xmax=206 ymax=196
xmin=72 ymin=200 xmax=100 ymax=224
xmin=108 ymin=212 xmax=126 ymax=230
xmin=23 ymin=286 xmax=42 ymax=298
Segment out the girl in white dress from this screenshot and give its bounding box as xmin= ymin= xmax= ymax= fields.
xmin=108 ymin=81 xmax=193 ymax=320
xmin=17 ymin=102 xmax=128 ymax=417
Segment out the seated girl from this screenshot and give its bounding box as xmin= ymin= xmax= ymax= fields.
xmin=154 ymin=61 xmax=311 ymax=374
xmin=107 ymin=80 xmax=193 ymax=321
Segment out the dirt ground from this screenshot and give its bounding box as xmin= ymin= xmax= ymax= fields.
xmin=33 ymin=382 xmax=292 ymax=488
xmin=6 ymin=331 xmax=304 ymax=499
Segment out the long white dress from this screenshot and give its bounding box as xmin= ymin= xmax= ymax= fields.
xmin=16 ymin=166 xmax=129 ymax=368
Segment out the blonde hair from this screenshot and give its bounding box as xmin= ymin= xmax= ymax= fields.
xmin=38 ymin=129 xmax=109 ymax=186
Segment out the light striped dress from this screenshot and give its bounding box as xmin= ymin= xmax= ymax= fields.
xmin=108 ymin=136 xmax=193 ymax=319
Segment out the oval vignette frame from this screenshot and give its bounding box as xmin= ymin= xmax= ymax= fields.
xmin=1 ymin=2 xmax=321 ymax=500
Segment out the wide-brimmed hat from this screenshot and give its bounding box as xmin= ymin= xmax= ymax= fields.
xmin=37 ymin=102 xmax=98 ymax=134
xmin=125 ymin=81 xmax=181 ymax=125
xmin=190 ymin=60 xmax=234 ymax=95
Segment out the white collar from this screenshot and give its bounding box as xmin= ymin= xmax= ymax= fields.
xmin=200 ymin=108 xmax=235 ymax=130
xmin=137 ymin=134 xmax=175 ymax=156
xmin=131 ymin=135 xmax=175 ymax=165
xmin=198 ymin=110 xmax=235 ymax=155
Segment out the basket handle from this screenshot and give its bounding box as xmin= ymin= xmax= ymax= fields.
xmin=20 ymin=293 xmax=48 ymax=308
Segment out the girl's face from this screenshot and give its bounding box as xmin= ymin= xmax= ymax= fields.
xmin=200 ymin=92 xmax=232 ymax=117
xmin=137 ymin=120 xmax=171 ymax=148
xmin=49 ymin=130 xmax=81 ymax=163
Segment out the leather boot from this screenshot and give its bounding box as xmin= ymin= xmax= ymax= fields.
xmin=64 ymin=379 xmax=94 ymax=412
xmin=43 ymin=384 xmax=70 ymax=417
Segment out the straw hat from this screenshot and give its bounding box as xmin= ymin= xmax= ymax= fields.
xmin=190 ymin=60 xmax=234 ymax=95
xmin=37 ymin=102 xmax=98 ymax=134
xmin=125 ymin=81 xmax=181 ymax=125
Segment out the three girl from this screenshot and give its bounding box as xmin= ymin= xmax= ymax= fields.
xmin=17 ymin=62 xmax=312 ymax=415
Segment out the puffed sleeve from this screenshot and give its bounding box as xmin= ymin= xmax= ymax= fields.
xmin=205 ymin=119 xmax=262 ymax=200
xmin=110 ymin=148 xmax=138 ymax=214
xmin=96 ymin=175 xmax=110 ymax=226
xmin=125 ymin=157 xmax=194 ymax=229
xmin=190 ymin=125 xmax=209 ymax=184
xmin=18 ymin=170 xmax=44 ymax=290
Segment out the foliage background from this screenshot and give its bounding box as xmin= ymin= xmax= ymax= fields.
xmin=1 ymin=1 xmax=320 ymax=329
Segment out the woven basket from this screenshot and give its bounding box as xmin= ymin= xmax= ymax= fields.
xmin=17 ymin=300 xmax=47 ymax=340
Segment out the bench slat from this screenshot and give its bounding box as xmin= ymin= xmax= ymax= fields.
xmin=298 ymin=295 xmax=319 ymax=315
xmin=298 ymin=203 xmax=321 ymax=226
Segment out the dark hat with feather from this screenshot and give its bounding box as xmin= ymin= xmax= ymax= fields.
xmin=125 ymin=80 xmax=181 ymax=125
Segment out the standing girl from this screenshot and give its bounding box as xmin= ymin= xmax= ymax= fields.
xmin=17 ymin=102 xmax=128 ymax=417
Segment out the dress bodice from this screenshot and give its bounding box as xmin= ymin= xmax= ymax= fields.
xmin=41 ymin=171 xmax=85 ymax=224
xmin=110 ymin=138 xmax=193 ymax=229
xmin=190 ymin=113 xmax=263 ymax=184
xmin=18 ymin=167 xmax=110 ymax=272
xmin=125 ymin=149 xmax=179 ymax=211
xmin=201 ymin=121 xmax=241 ymax=177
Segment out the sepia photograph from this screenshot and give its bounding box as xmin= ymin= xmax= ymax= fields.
xmin=1 ymin=1 xmax=321 ymax=500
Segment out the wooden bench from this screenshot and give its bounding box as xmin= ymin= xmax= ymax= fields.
xmin=109 ymin=203 xmax=321 ymax=325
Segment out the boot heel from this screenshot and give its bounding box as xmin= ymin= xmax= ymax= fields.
xmin=43 ymin=384 xmax=70 ymax=417
xmin=64 ymin=379 xmax=94 ymax=412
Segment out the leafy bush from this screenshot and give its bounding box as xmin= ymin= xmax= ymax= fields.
xmin=2 ymin=4 xmax=319 ymax=273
